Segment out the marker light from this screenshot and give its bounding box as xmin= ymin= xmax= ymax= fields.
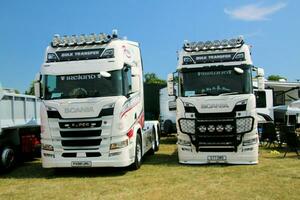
xmin=50 ymin=30 xmax=116 ymax=47
xmin=69 ymin=35 xmax=77 ymax=45
xmin=78 ymin=34 xmax=85 ymax=45
xmin=112 ymin=29 xmax=118 ymax=38
xmin=221 ymin=39 xmax=229 ymax=46
xmin=184 ymin=40 xmax=190 ymax=48
xmin=52 ymin=34 xmax=61 ymax=47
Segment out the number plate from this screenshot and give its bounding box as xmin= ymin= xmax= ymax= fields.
xmin=207 ymin=155 xmax=227 ymax=163
xmin=71 ymin=161 xmax=92 ymax=167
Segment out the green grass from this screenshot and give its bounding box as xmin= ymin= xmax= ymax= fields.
xmin=0 ymin=136 xmax=299 ymax=200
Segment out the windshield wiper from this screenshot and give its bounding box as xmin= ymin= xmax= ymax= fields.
xmin=218 ymin=92 xmax=239 ymax=96
xmin=190 ymin=93 xmax=208 ymax=97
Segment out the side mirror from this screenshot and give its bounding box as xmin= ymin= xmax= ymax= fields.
xmin=34 ymin=82 xmax=41 ymax=98
xmin=167 ymin=73 xmax=175 ymax=96
xmin=34 ymin=73 xmax=41 ymax=98
xmin=256 ymin=67 xmax=265 ymax=90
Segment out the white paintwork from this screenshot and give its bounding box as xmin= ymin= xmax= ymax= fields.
xmin=0 ymin=88 xmax=40 ymax=134
xmin=38 ymin=36 xmax=159 ymax=168
xmin=159 ymin=87 xmax=176 ymax=132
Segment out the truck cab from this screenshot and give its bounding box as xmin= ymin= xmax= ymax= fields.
xmin=35 ymin=31 xmax=159 ymax=169
xmin=168 ymin=37 xmax=262 ymax=164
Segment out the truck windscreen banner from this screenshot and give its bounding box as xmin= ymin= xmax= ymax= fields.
xmin=185 ymin=52 xmax=245 ymax=65
xmin=55 ymin=48 xmax=105 ymax=61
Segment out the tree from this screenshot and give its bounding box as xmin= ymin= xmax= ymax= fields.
xmin=267 ymin=75 xmax=287 ymax=81
xmin=25 ymin=81 xmax=35 ymax=95
xmin=144 ymin=73 xmax=166 ymax=85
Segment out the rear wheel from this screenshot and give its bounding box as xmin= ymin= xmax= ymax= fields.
xmin=0 ymin=147 xmax=16 ymax=172
xmin=155 ymin=125 xmax=160 ymax=152
xmin=163 ymin=120 xmax=173 ymax=135
xmin=148 ymin=128 xmax=156 ymax=155
xmin=130 ymin=134 xmax=142 ymax=170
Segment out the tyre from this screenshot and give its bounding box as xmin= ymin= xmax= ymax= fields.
xmin=130 ymin=134 xmax=142 ymax=170
xmin=155 ymin=125 xmax=160 ymax=151
xmin=0 ymin=147 xmax=16 ymax=172
xmin=148 ymin=128 xmax=156 ymax=155
xmin=163 ymin=120 xmax=173 ymax=134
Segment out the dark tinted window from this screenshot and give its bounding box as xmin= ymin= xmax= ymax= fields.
xmin=254 ymin=91 xmax=267 ymax=108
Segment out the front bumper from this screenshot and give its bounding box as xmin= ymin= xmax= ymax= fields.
xmin=41 ymin=144 xmax=135 ymax=168
xmin=177 ymin=142 xmax=258 ymax=165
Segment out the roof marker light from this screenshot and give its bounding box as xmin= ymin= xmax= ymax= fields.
xmin=52 ymin=34 xmax=61 ymax=47
xmin=69 ymin=35 xmax=76 ymax=45
xmin=184 ymin=40 xmax=190 ymax=48
xmin=78 ymin=34 xmax=85 ymax=45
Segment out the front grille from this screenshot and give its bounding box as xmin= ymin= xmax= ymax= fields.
xmin=181 ymin=104 xmax=250 ymax=152
xmin=62 ymin=139 xmax=101 ymax=147
xmin=194 ymin=118 xmax=238 ymax=152
xmin=60 ymin=130 xmax=101 ymax=138
xmin=59 ymin=121 xmax=102 ymax=129
xmin=58 ymin=118 xmax=104 ymax=150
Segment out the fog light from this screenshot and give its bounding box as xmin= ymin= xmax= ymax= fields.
xmin=225 ymin=124 xmax=233 ymax=132
xmin=216 ymin=125 xmax=224 ymax=132
xmin=198 ymin=125 xmax=206 ymax=133
xmin=207 ymin=125 xmax=215 ymax=133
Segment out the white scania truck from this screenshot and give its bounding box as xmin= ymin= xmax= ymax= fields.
xmin=168 ymin=37 xmax=264 ymax=164
xmin=34 ymin=31 xmax=159 ymax=170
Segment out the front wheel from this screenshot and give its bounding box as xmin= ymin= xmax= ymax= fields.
xmin=0 ymin=147 xmax=16 ymax=172
xmin=130 ymin=134 xmax=142 ymax=170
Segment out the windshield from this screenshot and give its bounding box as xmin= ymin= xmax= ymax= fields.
xmin=43 ymin=70 xmax=124 ymax=100
xmin=179 ymin=65 xmax=252 ymax=97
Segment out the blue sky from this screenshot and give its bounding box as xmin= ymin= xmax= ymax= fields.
xmin=0 ymin=0 xmax=299 ymax=92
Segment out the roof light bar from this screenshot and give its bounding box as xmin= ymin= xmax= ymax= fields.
xmin=51 ymin=30 xmax=119 ymax=47
xmin=183 ymin=36 xmax=244 ymax=52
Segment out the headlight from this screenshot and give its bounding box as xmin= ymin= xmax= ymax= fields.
xmin=45 ymin=105 xmax=58 ymax=111
xmin=110 ymin=139 xmax=128 ymax=150
xmin=243 ymin=138 xmax=258 ymax=146
xmin=179 ymin=119 xmax=196 ymax=134
xmin=41 ymin=143 xmax=54 ymax=151
xmin=236 ymin=117 xmax=253 ymax=133
xmin=177 ymin=139 xmax=191 ymax=146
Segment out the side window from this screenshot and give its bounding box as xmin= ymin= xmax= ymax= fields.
xmin=123 ymin=65 xmax=132 ymax=95
xmin=254 ymin=91 xmax=266 ymax=108
xmin=168 ymin=100 xmax=176 ymax=111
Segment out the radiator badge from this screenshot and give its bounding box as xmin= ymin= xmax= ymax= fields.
xmin=201 ymin=104 xmax=229 ymax=109
xmin=65 ymin=106 xmax=94 ymax=113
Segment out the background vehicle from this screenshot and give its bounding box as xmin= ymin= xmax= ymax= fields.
xmin=168 ymin=37 xmax=264 ymax=164
xmin=159 ymin=87 xmax=176 ymax=134
xmin=34 ymin=31 xmax=159 ymax=170
xmin=0 ymin=86 xmax=40 ymax=171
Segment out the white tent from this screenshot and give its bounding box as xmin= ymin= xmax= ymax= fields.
xmin=272 ymin=100 xmax=300 ymax=125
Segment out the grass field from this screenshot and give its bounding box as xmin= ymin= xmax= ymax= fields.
xmin=0 ymin=135 xmax=299 ymax=200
